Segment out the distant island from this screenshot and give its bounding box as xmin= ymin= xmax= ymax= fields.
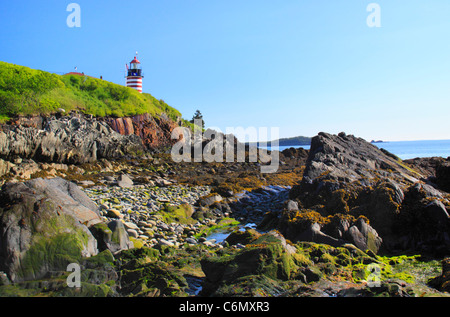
xmin=371 ymin=140 xmax=385 ymax=144
xmin=247 ymin=135 xmax=312 ymax=147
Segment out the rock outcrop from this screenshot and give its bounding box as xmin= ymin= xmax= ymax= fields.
xmin=297 ymin=132 xmax=419 ymax=187
xmin=283 ymin=132 xmax=450 ymax=255
xmin=404 ymin=157 xmax=450 ymax=193
xmin=103 ymin=113 xmax=179 ymax=150
xmin=0 ymin=114 xmax=145 ymax=165
xmin=281 ymin=147 xmax=309 ymax=167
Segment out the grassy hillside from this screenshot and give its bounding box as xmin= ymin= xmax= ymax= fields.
xmin=0 ymin=61 xmax=182 ymax=122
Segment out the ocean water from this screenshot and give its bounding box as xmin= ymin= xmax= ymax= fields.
xmin=262 ymin=140 xmax=450 ymax=160
xmin=373 ymin=140 xmax=450 ymax=160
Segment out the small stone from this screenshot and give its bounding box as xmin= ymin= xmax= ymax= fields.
xmin=107 ymin=208 xmax=123 ymax=219
xmin=158 ymin=239 xmax=174 ymax=247
xmin=79 ymin=180 xmax=95 ymax=186
xmin=123 ymin=222 xmax=139 ymax=230
xmin=126 ymin=229 xmax=139 ymax=238
xmin=99 ymin=204 xmax=109 ymax=210
xmin=117 ymin=174 xmax=133 ymax=188
xmin=185 ymin=238 xmax=197 ymax=244
xmin=144 ymin=230 xmax=154 ymax=237
xmin=138 ymin=221 xmax=148 ymax=227
xmin=0 ymin=272 xmax=10 ymax=285
xmin=158 ymin=223 xmax=170 ymax=231
xmin=286 ymin=200 xmax=299 ymax=211
xmin=156 ymin=178 xmax=172 ymax=187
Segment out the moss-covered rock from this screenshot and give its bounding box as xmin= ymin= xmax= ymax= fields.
xmin=194 ymin=217 xmax=240 ymax=239
xmin=200 ymin=231 xmax=299 ymax=296
xmin=19 ymin=230 xmax=90 ymax=281
xmin=225 ymin=228 xmax=261 ymax=246
xmin=116 ymin=246 xmax=194 ymax=297
xmin=200 ymin=233 xmax=443 ymax=297
xmin=0 ymin=249 xmax=118 ymax=297
xmin=210 ymin=274 xmax=304 ymax=297
xmin=157 ymin=203 xmax=196 ymax=225
xmin=0 ymin=179 xmax=100 ymax=282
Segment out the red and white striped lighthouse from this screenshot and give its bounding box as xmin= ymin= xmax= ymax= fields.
xmin=126 ymin=56 xmax=143 ymax=93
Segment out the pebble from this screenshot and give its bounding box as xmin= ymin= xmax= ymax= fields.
xmin=107 ymin=208 xmax=123 ymax=219
xmin=185 ymin=238 xmax=197 ymax=244
xmin=124 ymin=222 xmax=139 ymax=230
xmin=127 ymin=229 xmax=139 ymax=238
xmin=159 ymin=239 xmax=175 ymax=247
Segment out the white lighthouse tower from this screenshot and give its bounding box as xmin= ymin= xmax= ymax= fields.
xmin=126 ymin=56 xmax=144 ymax=93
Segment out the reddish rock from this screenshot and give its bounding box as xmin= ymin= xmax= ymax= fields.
xmin=104 ymin=113 xmax=179 ymax=149
xmin=9 ymin=116 xmax=44 ymax=129
xmin=107 ymin=117 xmax=135 ymax=136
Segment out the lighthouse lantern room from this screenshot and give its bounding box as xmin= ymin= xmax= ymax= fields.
xmin=126 ymin=56 xmax=144 ymax=93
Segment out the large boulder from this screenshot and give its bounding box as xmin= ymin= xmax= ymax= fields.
xmin=90 ymin=220 xmax=134 ymax=254
xmin=345 ymin=218 xmax=382 ymax=254
xmin=0 ymin=177 xmax=104 ymax=282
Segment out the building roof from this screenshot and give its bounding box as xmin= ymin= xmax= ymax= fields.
xmin=130 ymin=56 xmax=141 ymax=64
xmin=64 ymin=72 xmax=85 ymax=76
xmin=63 ymin=72 xmax=98 ymax=79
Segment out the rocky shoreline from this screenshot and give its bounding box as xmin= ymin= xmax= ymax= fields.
xmin=85 ymin=182 xmax=212 ymax=248
xmin=0 ymin=118 xmax=449 ymax=297
xmin=83 ymin=176 xmax=291 ymax=250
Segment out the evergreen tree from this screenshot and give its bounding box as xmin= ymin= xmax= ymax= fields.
xmin=190 ymin=109 xmax=205 ymax=129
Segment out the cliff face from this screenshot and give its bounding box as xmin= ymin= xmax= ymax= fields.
xmin=0 ymin=111 xmax=182 ymax=165
xmin=103 ymin=113 xmax=179 ymax=150
xmin=0 ymin=114 xmax=145 ymax=165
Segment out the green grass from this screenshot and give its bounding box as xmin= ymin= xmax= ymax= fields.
xmin=0 ymin=61 xmax=182 ymax=122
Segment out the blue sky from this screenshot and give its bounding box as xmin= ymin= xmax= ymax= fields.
xmin=1 ymin=1 xmax=450 ymax=142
